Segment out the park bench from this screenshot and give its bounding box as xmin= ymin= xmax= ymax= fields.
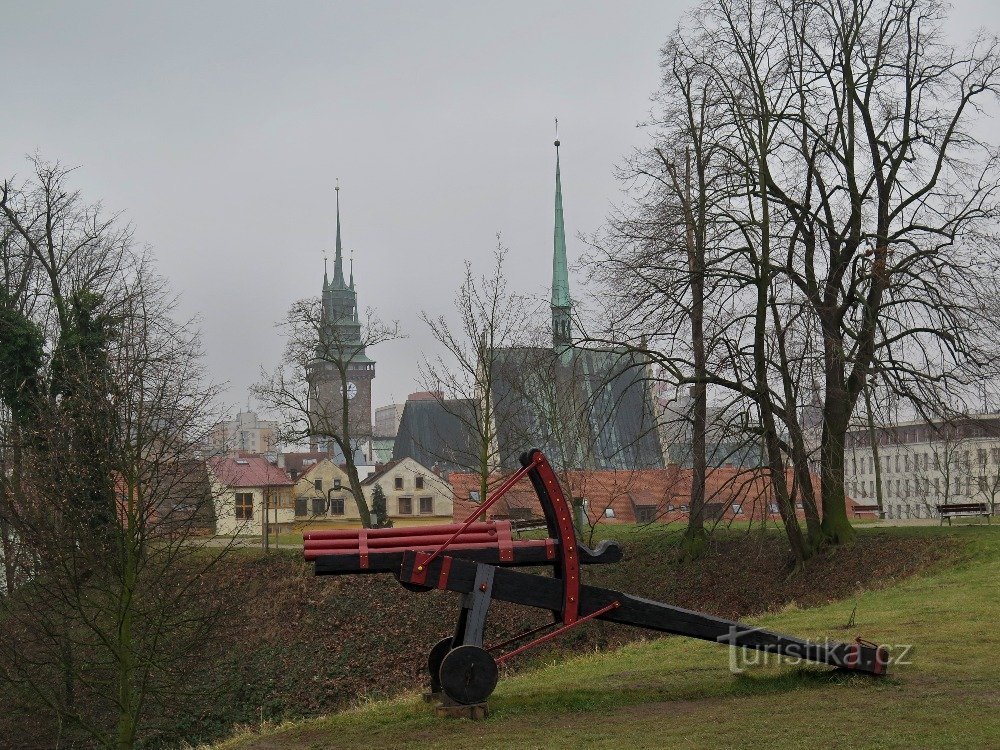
xmin=853 ymin=504 xmax=882 ymax=519
xmin=936 ymin=502 xmax=991 ymax=525
xmin=304 ymin=448 xmax=889 ymax=708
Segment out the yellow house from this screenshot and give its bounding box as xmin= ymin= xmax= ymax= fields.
xmin=207 ymin=455 xmax=295 ymax=536
xmin=292 ymin=458 xmax=361 ymax=528
xmin=292 ymin=457 xmax=453 ymax=529
xmin=361 ymin=457 xmax=453 ymax=527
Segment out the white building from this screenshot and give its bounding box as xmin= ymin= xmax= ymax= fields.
xmin=845 ymin=414 xmax=1000 ymax=519
xmin=206 ymin=411 xmax=279 ymax=456
xmin=374 ymin=402 xmax=406 ymax=438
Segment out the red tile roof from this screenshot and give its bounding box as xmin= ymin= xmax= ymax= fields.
xmin=208 ymin=455 xmax=294 ymax=488
xmin=451 ymin=466 xmax=858 ymax=525
xmin=279 ymin=451 xmax=331 ymax=480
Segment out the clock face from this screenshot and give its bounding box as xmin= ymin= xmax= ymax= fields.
xmin=342 ymin=381 xmax=358 ymax=400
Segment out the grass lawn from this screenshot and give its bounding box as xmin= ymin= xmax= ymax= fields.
xmin=208 ymin=525 xmax=999 ymax=750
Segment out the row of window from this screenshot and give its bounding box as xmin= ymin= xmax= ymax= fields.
xmin=313 ymin=476 xmax=427 ymax=492
xmin=852 ymin=447 xmax=1000 ymax=476
xmin=234 ymin=492 xmax=294 ymax=519
xmin=235 ymin=493 xmax=438 ymax=520
xmin=296 ymin=495 xmax=436 ymax=517
xmin=848 ymin=474 xmax=996 ymax=500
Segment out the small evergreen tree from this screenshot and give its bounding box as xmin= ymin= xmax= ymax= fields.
xmin=370 ymin=483 xmax=392 ymax=528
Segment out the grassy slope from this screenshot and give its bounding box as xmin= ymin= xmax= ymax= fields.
xmin=209 ymin=526 xmax=1000 ymax=750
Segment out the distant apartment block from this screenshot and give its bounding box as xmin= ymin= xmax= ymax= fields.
xmin=206 ymin=411 xmax=279 ymax=455
xmin=374 ymin=402 xmax=406 ymax=438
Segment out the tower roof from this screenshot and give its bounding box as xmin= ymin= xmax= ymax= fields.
xmin=552 ymin=140 xmax=570 ymax=309
xmin=332 ymin=182 xmax=346 ymax=287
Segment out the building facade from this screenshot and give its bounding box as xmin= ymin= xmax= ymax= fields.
xmin=286 ymin=456 xmax=453 ymax=527
xmin=361 ymin=457 xmax=453 ymax=526
xmin=374 ymin=402 xmax=406 ymax=438
xmin=844 ymin=414 xmax=1000 ymax=519
xmin=207 ymin=455 xmax=295 ymax=536
xmin=205 ymin=411 xmax=279 ymax=456
xmin=307 ymin=185 xmax=375 ymax=461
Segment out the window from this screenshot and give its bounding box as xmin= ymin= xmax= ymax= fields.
xmin=334 ymin=478 xmax=342 ymax=490
xmin=235 ymin=492 xmax=253 ymax=520
xmin=394 ymin=477 xmax=404 ymax=490
xmin=415 ymin=475 xmax=424 ymax=490
xmin=314 ymin=479 xmax=323 ymax=492
xmin=732 ymin=504 xmax=743 ymax=515
xmin=634 ymin=506 xmax=656 ymax=523
xmin=330 ymin=497 xmax=345 ymax=515
xmin=679 ymin=504 xmax=690 ymax=513
xmin=419 ymin=497 xmax=433 ymax=515
xmin=979 ymin=449 xmax=988 ymax=468
xmin=992 ymin=447 xmax=1000 ymax=465
xmin=768 ymin=503 xmax=780 ymax=514
xmin=295 ymin=498 xmax=307 ymax=516
xmin=398 ymin=497 xmax=412 ymax=514
xmin=604 ymin=507 xmax=616 ymax=518
xmin=272 ymin=490 xmax=295 ymax=509
xmin=312 ymin=497 xmax=325 ymax=515
xmin=469 ymin=490 xmax=481 ymax=503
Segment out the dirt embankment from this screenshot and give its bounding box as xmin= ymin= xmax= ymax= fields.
xmin=184 ymin=530 xmax=949 ymax=744
xmin=3 ymin=528 xmax=954 ymax=749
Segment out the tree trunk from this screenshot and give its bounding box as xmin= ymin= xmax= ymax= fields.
xmin=864 ymin=384 xmax=885 ymax=517
xmin=820 ymin=387 xmax=856 ymax=544
xmin=683 ymin=149 xmax=708 ymax=558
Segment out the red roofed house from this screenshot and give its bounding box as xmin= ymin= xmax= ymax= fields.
xmin=451 ymin=466 xmax=860 ymax=527
xmin=207 ymin=454 xmax=295 ymax=536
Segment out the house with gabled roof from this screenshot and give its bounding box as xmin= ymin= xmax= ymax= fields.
xmin=361 ymin=457 xmax=453 ymax=527
xmin=291 ymin=457 xmax=357 ymax=525
xmin=207 ymin=454 xmax=295 ymax=536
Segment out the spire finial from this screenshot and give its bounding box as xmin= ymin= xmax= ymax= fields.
xmin=323 ymin=246 xmax=329 ymax=287
xmin=554 ymin=116 xmax=560 ymax=148
xmin=349 ymin=248 xmax=354 ymax=289
xmin=333 ymin=179 xmax=345 ymax=285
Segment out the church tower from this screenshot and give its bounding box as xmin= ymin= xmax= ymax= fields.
xmin=551 ymin=138 xmax=573 ymax=362
xmin=307 ymin=184 xmax=375 ymax=458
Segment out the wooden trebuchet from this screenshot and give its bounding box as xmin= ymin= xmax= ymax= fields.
xmin=306 ymin=449 xmax=889 ymax=706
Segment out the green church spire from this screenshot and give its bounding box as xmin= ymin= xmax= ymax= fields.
xmin=333 ymin=181 xmax=345 ymax=287
xmin=551 ymin=137 xmax=572 ymax=356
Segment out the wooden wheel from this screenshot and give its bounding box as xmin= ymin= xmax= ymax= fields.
xmin=426 ymin=637 xmax=453 ymax=693
xmin=438 ymin=645 xmax=498 ymax=705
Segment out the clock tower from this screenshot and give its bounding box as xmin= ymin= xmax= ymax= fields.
xmin=307 ymin=184 xmax=375 ymax=459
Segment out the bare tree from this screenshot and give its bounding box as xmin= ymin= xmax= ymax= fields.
xmin=419 ymin=242 xmax=535 ymax=506
xmin=593 ymin=0 xmax=1000 ymax=562
xmin=254 ymin=297 xmax=400 ymax=528
xmin=0 ymin=158 xmax=228 ymax=749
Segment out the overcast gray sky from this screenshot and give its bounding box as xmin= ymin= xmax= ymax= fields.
xmin=4 ymin=0 xmax=997 ymax=415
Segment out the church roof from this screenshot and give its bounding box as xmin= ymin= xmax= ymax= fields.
xmin=391 ymin=397 xmax=478 ymax=471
